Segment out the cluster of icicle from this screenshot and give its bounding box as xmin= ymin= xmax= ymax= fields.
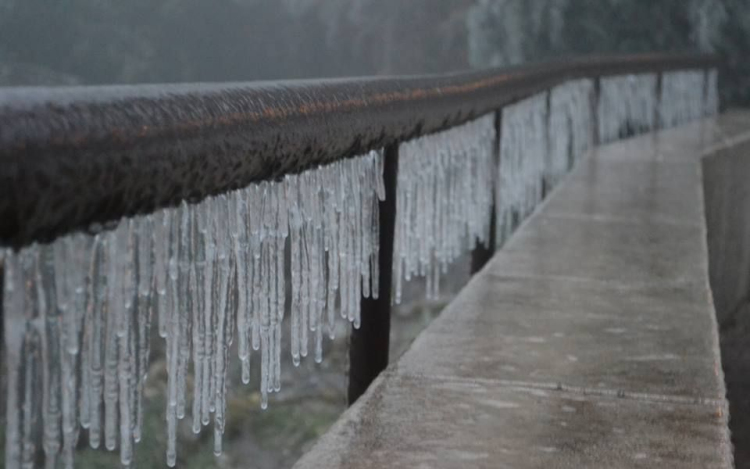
xmin=658 ymin=70 xmax=713 ymax=128
xmin=2 ymin=150 xmax=385 ymax=468
xmin=598 ymin=70 xmax=720 ymax=143
xmin=392 ymin=114 xmax=495 ymax=303
xmin=597 ymin=73 xmax=659 ymax=143
xmin=548 ymin=79 xmax=594 ymax=191
xmin=705 ymin=69 xmax=719 ymax=117
xmin=496 ymin=93 xmax=549 ymax=244
xmin=1 ymin=68 xmax=722 ymax=469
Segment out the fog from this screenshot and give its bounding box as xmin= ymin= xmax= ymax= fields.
xmin=0 ymin=2 xmax=747 ymax=469
xmin=0 ymin=0 xmax=748 ymax=105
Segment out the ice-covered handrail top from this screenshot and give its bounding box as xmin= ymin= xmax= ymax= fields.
xmin=0 ymin=53 xmax=718 ymax=249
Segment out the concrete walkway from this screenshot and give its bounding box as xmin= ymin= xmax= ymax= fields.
xmin=294 ymin=112 xmax=750 ymax=469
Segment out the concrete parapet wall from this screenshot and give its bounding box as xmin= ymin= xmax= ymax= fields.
xmin=704 ymin=136 xmax=750 ymax=325
xmin=294 ymin=112 xmax=750 ymax=469
xmin=702 ymin=118 xmax=750 ymax=468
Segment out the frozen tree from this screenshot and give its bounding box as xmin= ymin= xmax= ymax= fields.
xmin=466 ymin=0 xmax=750 ymax=106
xmin=467 ymin=0 xmax=568 ymax=68
xmin=689 ymin=0 xmax=728 ymax=52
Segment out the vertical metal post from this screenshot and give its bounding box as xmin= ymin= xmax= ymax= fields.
xmin=348 ymin=143 xmax=398 ymax=405
xmin=702 ymin=68 xmax=712 ymax=116
xmin=592 ymin=76 xmax=601 ymax=147
xmin=471 ymin=110 xmax=501 ymax=274
xmin=0 ymin=263 xmax=3 ymax=345
xmin=655 ymin=72 xmax=664 ymax=130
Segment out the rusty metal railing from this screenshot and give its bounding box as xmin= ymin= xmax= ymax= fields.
xmin=0 ymin=53 xmax=720 ymax=406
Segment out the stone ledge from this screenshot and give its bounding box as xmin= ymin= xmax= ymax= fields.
xmin=294 ymin=113 xmax=750 ymax=469
xmin=295 ymin=373 xmax=730 ymax=469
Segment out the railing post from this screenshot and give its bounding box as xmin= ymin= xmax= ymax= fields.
xmin=592 ymin=76 xmax=601 ymax=147
xmin=702 ymin=67 xmax=713 ymax=115
xmin=348 ymin=143 xmax=399 ymax=405
xmin=655 ymin=72 xmax=664 ymax=130
xmin=471 ymin=110 xmax=501 ymax=274
xmin=0 ymin=263 xmax=3 ymax=344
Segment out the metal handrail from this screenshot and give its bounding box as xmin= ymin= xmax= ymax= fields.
xmin=0 ymin=53 xmax=718 ymax=249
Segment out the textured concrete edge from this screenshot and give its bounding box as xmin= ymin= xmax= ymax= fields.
xmin=391 ymin=371 xmax=728 ymax=407
xmin=698 ymin=148 xmax=734 ymax=469
xmin=699 ymin=120 xmax=750 ymax=468
xmin=293 ymin=373 xmax=390 ymax=469
xmin=701 ymin=122 xmax=750 ymax=158
xmin=292 ymin=117 xmax=740 ymax=469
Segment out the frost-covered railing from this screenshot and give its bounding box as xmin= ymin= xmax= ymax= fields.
xmin=0 ymin=53 xmax=719 ymax=468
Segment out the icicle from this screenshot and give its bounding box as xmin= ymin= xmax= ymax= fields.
xmin=185 ymin=205 xmax=202 ymax=433
xmin=134 ymin=215 xmax=154 ymax=443
xmin=164 ymin=202 xmax=186 ymax=467
xmin=42 ymin=257 xmax=61 ymax=469
xmin=394 ymin=114 xmax=495 ymax=297
xmin=3 ymin=250 xmax=25 ymax=469
xmin=103 ymin=228 xmax=121 ymax=453
xmin=233 ymin=189 xmax=251 ymax=384
xmin=154 ymin=210 xmax=171 ymax=339
xmin=659 ymin=70 xmax=708 ymax=128
xmin=496 ymin=94 xmax=548 ymax=246
xmin=250 ymin=186 xmax=262 ymax=355
xmin=288 ymin=174 xmax=302 ymax=366
xmin=269 ymin=182 xmax=282 ymax=393
xmin=548 ymin=79 xmax=594 ymax=190
xmin=597 ymin=73 xmax=658 ymax=143
xmin=274 ymin=226 xmax=285 ymax=392
xmin=117 ymin=221 xmax=136 ymax=466
xmin=87 ymin=236 xmax=106 ymax=449
xmin=176 ymin=203 xmax=193 ymax=422
xmin=299 ymin=216 xmax=310 ymax=356
xmin=705 ymin=69 xmax=719 ymax=117
xmin=2 ymin=148 xmax=385 ymax=468
xmin=198 ymin=198 xmax=216 ymax=427
xmin=211 ymin=195 xmax=232 ymax=454
xmin=240 ymin=188 xmax=256 ymax=384
xmin=21 ymin=251 xmax=40 ymax=469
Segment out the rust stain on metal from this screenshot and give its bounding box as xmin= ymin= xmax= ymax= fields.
xmin=0 ymin=53 xmax=719 ymax=248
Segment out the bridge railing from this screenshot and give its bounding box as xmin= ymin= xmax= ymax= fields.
xmin=0 ymin=53 xmax=719 ymax=468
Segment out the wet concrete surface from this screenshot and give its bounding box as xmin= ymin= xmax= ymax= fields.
xmin=294 ymin=113 xmax=750 ymax=469
xmin=296 ymin=374 xmax=728 ymax=469
xmin=703 ymin=129 xmax=750 ymax=469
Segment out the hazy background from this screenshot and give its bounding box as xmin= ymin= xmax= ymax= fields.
xmin=1 ymin=0 xmax=749 ymax=106
xmin=1 ymin=1 xmax=749 ymax=468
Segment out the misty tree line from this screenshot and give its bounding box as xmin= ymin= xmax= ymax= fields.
xmin=468 ymin=0 xmax=750 ymax=106
xmin=0 ymin=0 xmax=748 ymax=106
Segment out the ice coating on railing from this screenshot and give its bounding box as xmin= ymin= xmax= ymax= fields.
xmin=597 ymin=73 xmax=658 ymax=143
xmin=393 ymin=114 xmax=495 ymax=304
xmin=599 ymin=70 xmax=718 ymax=142
xmin=548 ymin=79 xmax=594 ymax=190
xmin=705 ymin=69 xmax=719 ymax=116
xmin=0 ymin=67 xmax=721 ymax=469
xmin=496 ymin=93 xmax=548 ymax=245
xmin=2 ymin=150 xmax=384 ymax=469
xmin=659 ymin=69 xmax=711 ymax=127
